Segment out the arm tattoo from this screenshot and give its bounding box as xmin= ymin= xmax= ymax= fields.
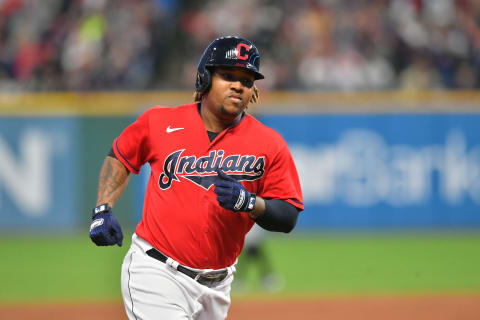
xmin=96 ymin=156 xmax=130 ymax=207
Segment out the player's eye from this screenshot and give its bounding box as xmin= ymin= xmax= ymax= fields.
xmin=217 ymin=71 xmax=254 ymax=88
xmin=240 ymin=79 xmax=254 ymax=88
xmin=224 ymin=73 xmax=235 ymax=81
xmin=217 ymin=72 xmax=234 ymax=81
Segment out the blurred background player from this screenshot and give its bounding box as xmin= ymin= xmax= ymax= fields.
xmin=233 ymin=224 xmax=284 ymax=292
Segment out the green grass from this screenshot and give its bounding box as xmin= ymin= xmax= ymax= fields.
xmin=0 ymin=234 xmax=130 ymax=302
xmin=233 ymin=230 xmax=480 ymax=297
xmin=1 ymin=231 xmax=479 ymax=302
xmin=261 ymin=231 xmax=480 ymax=295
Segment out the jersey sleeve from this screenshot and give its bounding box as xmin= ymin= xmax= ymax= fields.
xmin=112 ymin=110 xmax=152 ymax=174
xmin=260 ymin=137 xmax=304 ymax=211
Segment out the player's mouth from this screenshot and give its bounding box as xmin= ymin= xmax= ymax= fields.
xmin=228 ymin=94 xmax=243 ymax=104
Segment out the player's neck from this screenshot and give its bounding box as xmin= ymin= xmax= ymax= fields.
xmin=199 ymin=102 xmax=240 ymax=133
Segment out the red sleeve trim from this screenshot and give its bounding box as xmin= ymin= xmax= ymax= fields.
xmin=285 ymin=198 xmax=304 ymax=211
xmin=112 ymin=138 xmax=140 ymax=174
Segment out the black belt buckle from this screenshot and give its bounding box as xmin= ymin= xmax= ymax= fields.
xmin=146 ymin=248 xmax=227 ymax=286
xmin=195 ymin=270 xmax=228 ymax=286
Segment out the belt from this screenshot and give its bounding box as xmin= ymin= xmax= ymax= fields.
xmin=146 ymin=248 xmax=228 ymax=286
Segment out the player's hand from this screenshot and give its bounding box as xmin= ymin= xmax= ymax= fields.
xmin=89 ymin=206 xmax=123 ymax=247
xmin=214 ymin=168 xmax=256 ymax=212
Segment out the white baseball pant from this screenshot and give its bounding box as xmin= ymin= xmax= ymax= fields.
xmin=121 ymin=234 xmax=235 ymax=320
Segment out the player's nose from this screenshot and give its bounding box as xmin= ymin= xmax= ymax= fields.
xmin=230 ymin=80 xmax=243 ymax=92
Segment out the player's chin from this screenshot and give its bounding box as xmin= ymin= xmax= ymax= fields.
xmin=220 ymin=105 xmax=242 ymax=118
xmin=224 ymin=98 xmax=247 ymax=112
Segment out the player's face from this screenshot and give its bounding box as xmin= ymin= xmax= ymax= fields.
xmin=206 ymin=67 xmax=255 ymax=120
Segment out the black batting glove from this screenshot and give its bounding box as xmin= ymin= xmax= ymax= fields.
xmin=214 ymin=169 xmax=256 ymax=212
xmin=89 ymin=203 xmax=123 ymax=247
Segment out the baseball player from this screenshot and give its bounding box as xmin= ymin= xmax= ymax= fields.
xmin=234 ymin=223 xmax=284 ymax=292
xmin=89 ymin=36 xmax=303 ymax=320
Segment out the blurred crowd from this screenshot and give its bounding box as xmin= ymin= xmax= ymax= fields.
xmin=1 ymin=0 xmax=479 ymax=92
xmin=0 ymin=0 xmax=176 ymax=91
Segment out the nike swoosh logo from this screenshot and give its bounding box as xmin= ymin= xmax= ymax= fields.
xmin=166 ymin=126 xmax=184 ymax=133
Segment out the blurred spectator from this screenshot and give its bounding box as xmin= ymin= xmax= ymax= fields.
xmin=0 ymin=0 xmax=174 ymax=91
xmin=0 ymin=0 xmax=479 ymax=92
xmin=398 ymin=50 xmax=443 ymax=90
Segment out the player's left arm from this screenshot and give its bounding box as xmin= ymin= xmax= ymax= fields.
xmin=248 ymin=133 xmax=304 ymax=232
xmin=248 ymin=197 xmax=300 ymax=233
xmin=214 ymin=170 xmax=300 ymax=233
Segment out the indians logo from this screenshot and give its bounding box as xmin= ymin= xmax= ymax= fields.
xmin=158 ymin=149 xmax=265 ymax=190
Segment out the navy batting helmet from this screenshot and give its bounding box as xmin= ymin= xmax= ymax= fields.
xmin=195 ymin=36 xmax=264 ymax=93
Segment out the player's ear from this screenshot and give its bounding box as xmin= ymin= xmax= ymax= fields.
xmin=195 ymin=68 xmax=212 ymax=95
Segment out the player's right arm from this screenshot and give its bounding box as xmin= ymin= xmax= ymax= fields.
xmin=90 ymin=109 xmax=151 ymax=247
xmin=96 ymin=108 xmax=152 ymax=208
xmin=96 ymin=155 xmax=131 ymax=207
xmin=89 ymin=155 xmax=130 ymax=247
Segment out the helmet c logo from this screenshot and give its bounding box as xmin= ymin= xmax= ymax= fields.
xmin=236 ymin=43 xmax=249 ymax=60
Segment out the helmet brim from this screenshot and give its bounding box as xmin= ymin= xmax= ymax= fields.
xmin=206 ymin=64 xmax=265 ymax=80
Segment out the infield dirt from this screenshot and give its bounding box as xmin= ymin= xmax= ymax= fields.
xmin=1 ymin=294 xmax=479 ymax=320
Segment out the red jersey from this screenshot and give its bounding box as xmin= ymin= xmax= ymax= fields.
xmin=113 ymin=103 xmax=303 ymax=269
